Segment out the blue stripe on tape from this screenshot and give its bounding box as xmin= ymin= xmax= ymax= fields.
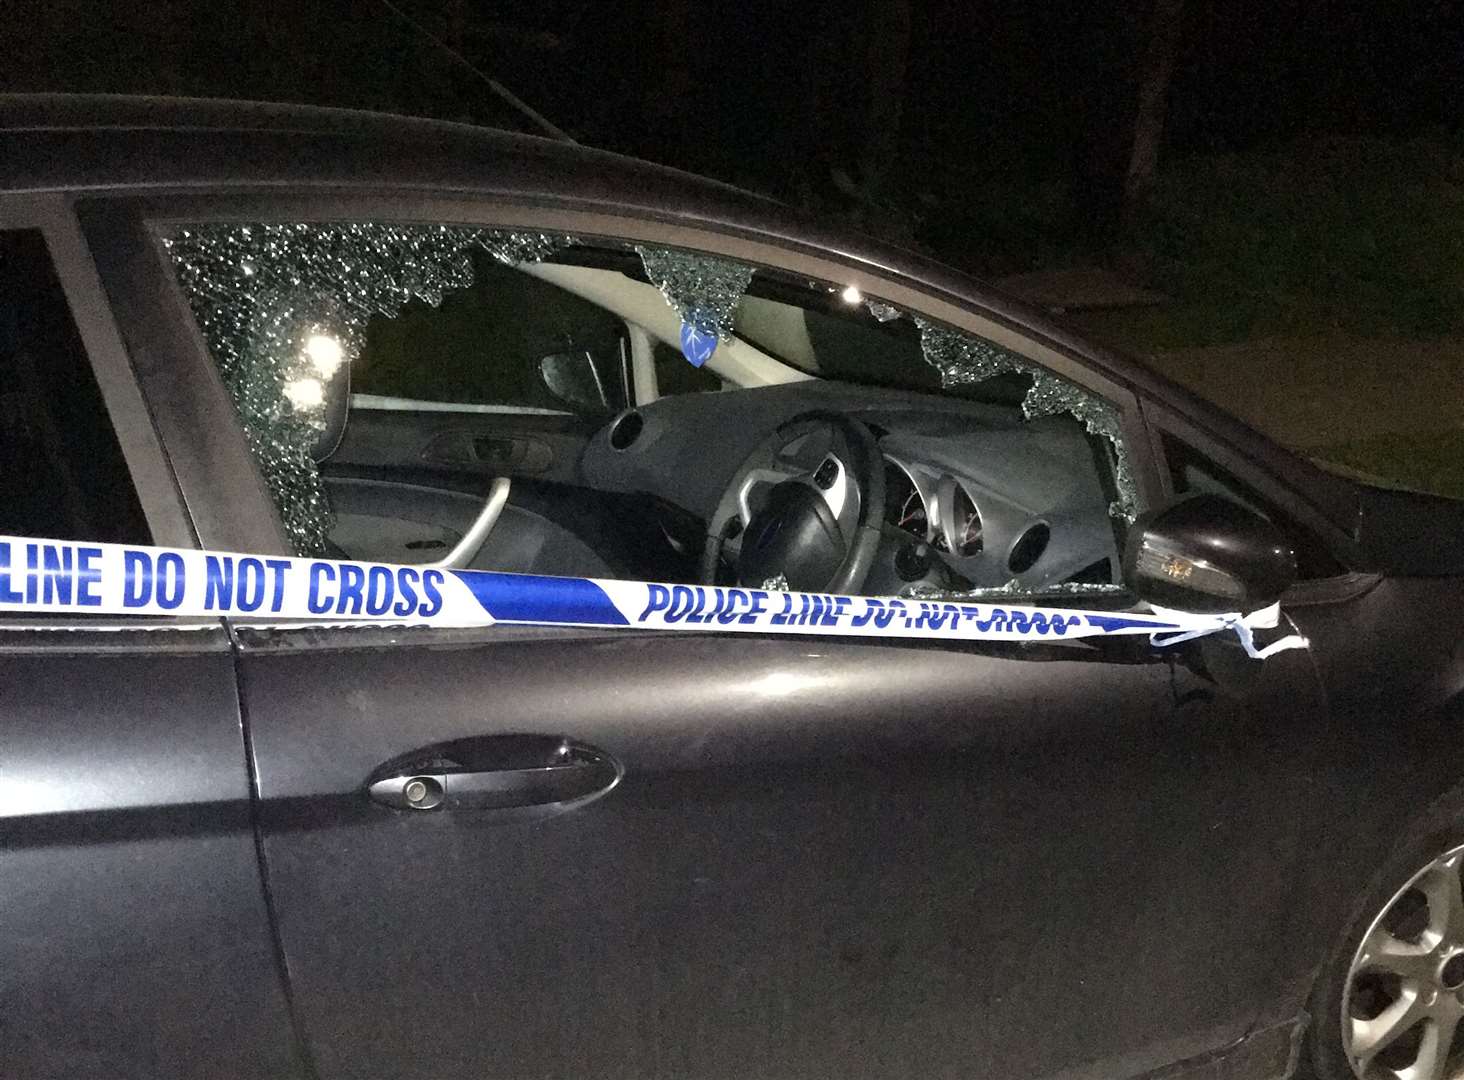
xmin=451 ymin=571 xmax=629 ymax=626
xmin=1085 ymin=613 xmax=1182 ymax=633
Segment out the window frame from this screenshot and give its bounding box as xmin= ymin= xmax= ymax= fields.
xmin=80 ymin=189 xmax=1160 ymax=605
xmin=1142 ymin=398 xmax=1371 ymax=601
xmin=0 ymin=193 xmax=206 ymax=631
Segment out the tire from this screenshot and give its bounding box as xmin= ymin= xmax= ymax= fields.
xmin=1308 ymin=786 xmax=1464 ymax=1080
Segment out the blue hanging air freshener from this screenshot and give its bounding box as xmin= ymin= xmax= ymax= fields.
xmin=679 ymin=311 xmax=719 ymax=368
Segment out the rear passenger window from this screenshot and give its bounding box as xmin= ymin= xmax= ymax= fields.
xmin=0 ymin=229 xmax=148 ymax=544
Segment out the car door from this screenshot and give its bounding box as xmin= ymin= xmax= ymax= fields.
xmin=89 ymin=192 xmax=1327 ymax=1080
xmin=0 ymin=199 xmax=303 ymax=1078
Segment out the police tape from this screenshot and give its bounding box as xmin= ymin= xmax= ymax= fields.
xmin=0 ymin=535 xmax=1306 ymax=657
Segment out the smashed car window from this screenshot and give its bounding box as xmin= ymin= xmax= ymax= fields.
xmin=165 ymin=224 xmax=1133 ymax=602
xmin=915 ymin=316 xmax=1137 ymax=523
xmin=164 ymin=224 xmax=575 ymax=555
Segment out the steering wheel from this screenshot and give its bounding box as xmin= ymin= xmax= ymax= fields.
xmin=699 ymin=412 xmax=887 ymax=595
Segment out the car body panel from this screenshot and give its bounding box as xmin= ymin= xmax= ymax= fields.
xmin=1352 ymin=489 xmax=1464 ymax=576
xmin=236 ymin=620 xmax=1323 ymax=1080
xmin=1251 ymin=575 xmax=1464 ymax=1030
xmin=0 ymin=182 xmax=303 ymax=1077
xmin=0 ymin=625 xmax=305 ymax=1079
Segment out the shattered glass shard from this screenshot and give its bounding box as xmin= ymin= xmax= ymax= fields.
xmin=480 ymin=231 xmax=577 ymax=267
xmin=901 ymin=579 xmax=1122 ymax=601
xmin=636 ymin=246 xmax=756 ymax=340
xmin=914 ymin=314 xmax=1139 ymax=523
xmin=914 ymin=316 xmax=1025 ymax=387
xmin=864 ymin=299 xmax=903 ymax=323
xmin=1021 ymin=377 xmax=1138 ymax=522
xmin=164 ymin=223 xmax=575 ymax=555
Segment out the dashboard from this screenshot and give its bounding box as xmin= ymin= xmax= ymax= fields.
xmin=883 ymin=458 xmax=984 ymax=558
xmin=865 ymin=416 xmax=1120 ymax=595
xmin=580 ymin=380 xmax=1123 ymax=596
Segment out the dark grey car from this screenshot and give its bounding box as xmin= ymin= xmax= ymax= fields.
xmin=2 ymin=95 xmax=1463 ymax=1080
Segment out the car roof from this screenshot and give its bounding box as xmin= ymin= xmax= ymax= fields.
xmin=0 ymin=92 xmax=786 ymax=221
xmin=0 ymin=95 xmax=1147 ymax=367
xmin=0 ymin=95 xmax=1103 ymax=369
xmin=0 ymin=93 xmax=1367 ymax=534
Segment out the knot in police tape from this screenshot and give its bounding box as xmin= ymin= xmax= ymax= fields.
xmin=0 ymin=535 xmax=1307 ymax=658
xmin=1148 ymin=603 xmax=1308 ymax=660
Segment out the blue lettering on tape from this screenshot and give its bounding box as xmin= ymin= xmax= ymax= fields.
xmin=336 ymin=564 xmax=366 ymax=615
xmin=307 ymin=562 xmax=334 ymax=614
xmin=76 ymin=548 xmax=102 ymax=606
xmin=38 ymin=544 xmax=76 ymax=606
xmin=235 ymin=558 xmax=267 ymax=613
xmin=0 ymin=543 xmax=20 ymax=605
xmin=639 ymin=584 xmax=671 ymax=621
xmin=123 ymin=550 xmax=152 ymax=608
xmin=419 ymin=570 xmax=444 ymax=617
xmin=365 ymin=566 xmax=394 ymax=616
xmin=392 ymin=567 xmax=420 ymax=617
xmin=155 ymin=552 xmax=186 ymax=610
xmin=266 ymin=559 xmax=291 ymax=612
xmin=204 ymin=555 xmax=233 ymax=611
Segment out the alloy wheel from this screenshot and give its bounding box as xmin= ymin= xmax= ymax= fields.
xmin=1344 ymin=845 xmax=1464 ymax=1080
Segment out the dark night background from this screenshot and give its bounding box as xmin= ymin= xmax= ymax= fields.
xmin=6 ymin=0 xmax=1464 ymax=494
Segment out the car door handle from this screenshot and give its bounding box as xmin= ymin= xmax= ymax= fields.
xmin=368 ymin=753 xmax=619 ymax=812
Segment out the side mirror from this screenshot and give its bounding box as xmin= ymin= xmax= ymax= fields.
xmin=1122 ymin=493 xmax=1297 ymax=613
xmin=539 ymin=350 xmax=610 ymax=414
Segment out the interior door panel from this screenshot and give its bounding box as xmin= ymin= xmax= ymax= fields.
xmin=325 ymin=475 xmax=613 ymax=577
xmin=322 ymin=403 xmax=620 ymax=577
xmin=327 ymin=404 xmax=597 ymax=486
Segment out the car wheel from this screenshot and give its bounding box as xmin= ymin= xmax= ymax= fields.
xmin=1309 ymin=791 xmax=1464 ymax=1080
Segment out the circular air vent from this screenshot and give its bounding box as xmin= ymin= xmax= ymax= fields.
xmin=609 ymin=410 xmax=645 ymax=451
xmin=1007 ymin=522 xmax=1051 ymax=574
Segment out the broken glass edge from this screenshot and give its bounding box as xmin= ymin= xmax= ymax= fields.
xmin=635 ymin=245 xmax=756 ymax=340
xmin=900 ymin=579 xmax=1123 ymax=602
xmin=1021 ymin=374 xmax=1140 ymax=523
xmin=166 ymin=220 xmax=1139 ymax=579
xmin=864 ymin=298 xmax=902 ymax=323
xmin=162 ymin=223 xmax=577 ymax=555
xmin=915 ymin=314 xmax=1139 ymax=524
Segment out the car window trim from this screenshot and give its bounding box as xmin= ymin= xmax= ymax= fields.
xmin=0 ymin=192 xmax=193 ymax=549
xmin=1143 ymin=399 xmax=1362 ymax=587
xmin=0 ymin=194 xmax=219 ymax=634
xmin=77 ymin=198 xmax=289 ymax=557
